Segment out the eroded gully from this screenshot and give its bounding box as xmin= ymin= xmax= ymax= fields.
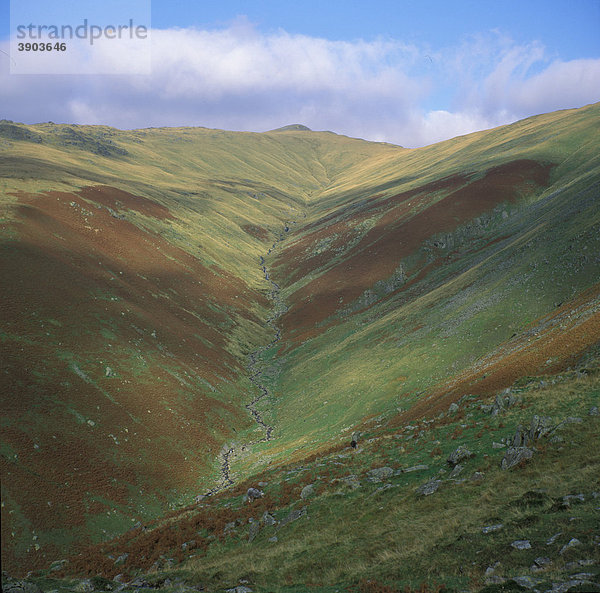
xmin=203 ymin=221 xmax=295 ymax=496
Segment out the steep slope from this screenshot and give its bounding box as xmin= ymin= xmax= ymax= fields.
xmin=1 ymin=104 xmax=599 ymax=582
xmin=0 ymin=122 xmax=399 ymax=572
xmin=228 ymin=103 xmax=600 ymax=478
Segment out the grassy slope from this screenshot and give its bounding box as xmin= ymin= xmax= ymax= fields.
xmin=0 ymin=121 xmax=397 ymax=573
xmin=26 ymin=360 xmax=600 ymax=593
xmin=1 ymin=104 xmax=599 ymax=587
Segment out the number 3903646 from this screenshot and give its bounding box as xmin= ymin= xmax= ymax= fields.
xmin=18 ymin=42 xmax=67 ymax=51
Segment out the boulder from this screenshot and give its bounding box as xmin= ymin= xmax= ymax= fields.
xmin=528 ymin=415 xmax=553 ymax=440
xmin=397 ymin=464 xmax=429 ymax=474
xmin=261 ymin=512 xmax=276 ymax=526
xmin=300 ymin=484 xmax=315 ymax=499
xmin=501 ymin=446 xmax=534 ymax=470
xmin=481 ymin=524 xmax=503 ymax=534
xmin=490 ymin=388 xmax=522 ymax=416
xmin=511 ymin=576 xmax=540 ymax=589
xmin=246 ymin=487 xmax=264 ymax=502
xmin=559 ymin=537 xmax=581 ymax=555
xmin=248 ymin=519 xmax=259 ymax=542
xmin=511 ymin=540 xmax=532 ymax=550
xmin=416 ymin=479 xmax=441 ymax=496
xmin=449 ymin=464 xmax=464 ymax=478
xmin=73 ymin=580 xmax=95 ymax=593
xmin=447 ymin=445 xmax=473 ymax=466
xmin=367 ymin=467 xmax=394 ymax=482
xmin=278 ymin=507 xmax=307 ymax=529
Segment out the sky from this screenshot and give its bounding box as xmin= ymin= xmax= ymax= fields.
xmin=0 ymin=0 xmax=599 ymax=147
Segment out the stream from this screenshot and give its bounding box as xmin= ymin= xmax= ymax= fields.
xmin=202 ymin=221 xmax=294 ymax=495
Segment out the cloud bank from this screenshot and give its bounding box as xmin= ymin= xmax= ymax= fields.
xmin=1 ymin=23 xmax=599 ymax=147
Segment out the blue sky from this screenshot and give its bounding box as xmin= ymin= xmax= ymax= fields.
xmin=149 ymin=0 xmax=600 ymax=59
xmin=1 ymin=0 xmax=599 ymax=146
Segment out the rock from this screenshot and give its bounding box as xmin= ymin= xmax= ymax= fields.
xmin=484 ymin=576 xmax=506 ymax=585
xmin=564 ymin=416 xmax=583 ymax=425
xmin=367 ymin=467 xmax=394 ymax=482
xmin=268 ymin=536 xmax=278 ymax=543
xmin=501 ymin=446 xmax=534 ymax=470
xmin=397 ymin=464 xmax=428 ymax=474
xmin=447 ymin=445 xmax=473 ymax=466
xmin=246 ymin=487 xmax=264 ymax=502
xmin=492 ymin=441 xmax=505 ymax=449
xmin=300 ymin=484 xmax=315 ymax=499
xmin=225 ymin=587 xmax=253 ymax=593
xmin=114 ymin=553 xmax=128 ymax=565
xmin=2 ymin=581 xmax=43 ymax=593
xmin=49 ymin=559 xmax=68 ymax=572
xmin=448 ymin=402 xmax=459 ymax=415
xmin=490 ymin=388 xmax=522 ymax=416
xmin=248 ymin=519 xmax=260 ymax=542
xmin=332 ymin=475 xmax=361 ymax=491
xmin=261 ymin=512 xmax=276 ymax=526
xmin=470 ymin=471 xmax=485 ymax=482
xmin=73 ymin=580 xmax=95 ymax=593
xmin=482 ymin=524 xmax=504 ymax=534
xmin=559 ymin=537 xmax=581 ymax=554
xmin=564 ymin=561 xmax=580 ymax=570
xmin=528 ymin=415 xmax=554 ymax=440
xmin=577 ymin=559 xmax=596 ymax=566
xmin=416 ymin=479 xmax=441 ymax=496
xmin=511 ymin=539 xmax=532 ymax=550
xmin=258 ymin=481 xmax=268 ymax=487
xmin=511 ymin=425 xmax=527 ymax=447
xmin=224 ymin=521 xmax=237 ymax=535
xmin=546 ymin=532 xmax=562 ymax=545
xmin=547 ymin=580 xmax=599 ymax=593
xmin=562 ymin=493 xmax=585 ymax=506
xmin=511 ymin=576 xmax=540 ymax=589
xmin=449 ymin=464 xmax=464 ymax=478
xmin=534 ymin=556 xmax=551 ymax=567
xmin=571 ymin=572 xmax=595 ymax=580
xmin=278 ymin=507 xmax=307 ymax=529
xmin=589 ymin=406 xmax=599 ymax=416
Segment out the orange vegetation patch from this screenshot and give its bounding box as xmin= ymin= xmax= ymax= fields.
xmin=78 ymin=186 xmax=175 ymax=220
xmin=280 ymin=160 xmax=553 ymax=339
xmin=241 ymin=223 xmax=269 ymax=241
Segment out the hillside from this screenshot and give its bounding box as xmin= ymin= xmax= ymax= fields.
xmin=1 ymin=104 xmax=599 ymax=592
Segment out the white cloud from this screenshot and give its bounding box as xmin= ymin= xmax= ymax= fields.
xmin=0 ymin=26 xmax=598 ymax=147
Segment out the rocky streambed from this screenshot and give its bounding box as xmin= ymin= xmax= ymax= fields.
xmin=203 ymin=221 xmax=295 ymax=495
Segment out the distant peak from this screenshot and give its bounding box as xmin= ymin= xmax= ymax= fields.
xmin=269 ymin=124 xmax=312 ymax=132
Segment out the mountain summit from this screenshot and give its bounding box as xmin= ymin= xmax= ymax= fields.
xmin=269 ymin=123 xmax=312 ymax=132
